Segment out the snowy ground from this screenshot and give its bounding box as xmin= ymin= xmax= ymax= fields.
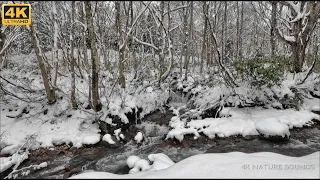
xmin=70 ymin=151 xmax=320 ymax=179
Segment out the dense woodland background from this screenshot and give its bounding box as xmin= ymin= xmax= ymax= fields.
xmin=0 ymin=1 xmax=319 ymax=112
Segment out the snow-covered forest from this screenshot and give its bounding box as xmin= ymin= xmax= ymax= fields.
xmin=0 ymin=1 xmax=319 ymax=179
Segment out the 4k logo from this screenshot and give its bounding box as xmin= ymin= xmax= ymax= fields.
xmin=1 ymin=4 xmax=31 ymax=26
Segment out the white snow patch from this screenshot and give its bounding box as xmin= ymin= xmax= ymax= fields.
xmin=114 ymin=128 xmax=121 ymax=141
xmin=166 ymin=128 xmax=199 ymax=142
xmin=119 ymin=134 xmax=125 ymax=140
xmin=146 ymin=87 xmax=153 ymax=93
xmin=284 ymin=35 xmax=296 ymax=42
xmin=102 ymin=134 xmax=116 ymax=144
xmin=134 ymin=132 xmax=143 ymax=143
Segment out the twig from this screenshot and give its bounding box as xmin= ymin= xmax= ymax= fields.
xmin=298 ymin=43 xmax=318 ymax=85
xmin=0 ymin=75 xmax=35 ymax=93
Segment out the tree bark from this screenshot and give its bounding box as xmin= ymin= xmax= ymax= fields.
xmin=184 ymin=1 xmax=193 ymax=80
xmin=70 ymin=1 xmax=77 ymax=108
xmin=29 ymin=24 xmax=56 ymax=104
xmin=85 ymin=1 xmax=101 ymax=111
xmin=52 ymin=1 xmax=59 ymax=90
xmin=115 ymin=1 xmax=126 ymax=89
xmin=270 ymin=1 xmax=277 ymax=58
xmin=200 ymin=1 xmax=208 ymax=74
xmin=183 ymin=1 xmax=189 ymax=80
xmin=239 ymin=1 xmax=244 ymax=59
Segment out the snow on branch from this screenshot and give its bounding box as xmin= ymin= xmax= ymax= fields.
xmin=275 ymin=26 xmax=295 ymax=44
xmin=132 ymin=36 xmax=159 ymax=51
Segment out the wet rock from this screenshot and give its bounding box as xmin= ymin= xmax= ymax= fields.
xmin=114 ymin=164 xmax=130 ymax=174
xmin=310 ymin=90 xmax=320 ymax=99
xmin=258 ymin=133 xmax=290 ymax=142
xmin=242 ymin=135 xmax=257 ymax=141
xmin=101 ymin=107 xmax=143 ymax=134
xmin=63 ymin=167 xmax=82 ymax=179
xmin=99 ymin=140 xmax=120 ymax=149
xmin=311 ymin=110 xmax=320 ymax=116
xmin=200 ymin=105 xmax=221 ymax=119
xmin=142 ymin=108 xmax=174 ymax=126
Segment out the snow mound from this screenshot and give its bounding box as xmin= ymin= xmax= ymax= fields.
xmin=126 ymin=156 xmax=141 ymax=168
xmin=148 ymin=153 xmax=175 ymax=171
xmin=255 ymin=119 xmax=290 ymax=137
xmin=70 ymin=151 xmax=320 ymax=179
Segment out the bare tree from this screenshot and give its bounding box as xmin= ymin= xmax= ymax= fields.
xmin=270 ymin=1 xmax=277 ymax=58
xmin=70 ymin=1 xmax=77 ymax=108
xmin=85 ymin=1 xmax=101 ymax=111
xmin=115 ymin=1 xmax=126 ymax=89
xmin=29 ymin=23 xmax=56 ymax=104
xmin=184 ymin=1 xmax=193 ymax=80
xmin=200 ymin=2 xmax=208 ymax=74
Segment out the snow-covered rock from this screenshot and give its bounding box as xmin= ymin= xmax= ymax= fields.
xmin=126 ymin=156 xmax=141 ymax=168
xmin=102 ymin=134 xmax=116 ymax=144
xmin=148 ymin=153 xmax=175 ymax=171
xmin=134 ymin=132 xmax=143 ymax=144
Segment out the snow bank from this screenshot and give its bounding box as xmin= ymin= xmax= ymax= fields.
xmin=70 ymin=151 xmax=320 ymax=179
xmin=166 ymin=107 xmax=319 ymax=141
xmin=0 ymin=103 xmax=101 ymax=155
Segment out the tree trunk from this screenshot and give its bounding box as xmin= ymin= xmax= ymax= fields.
xmin=158 ymin=1 xmax=165 ymax=83
xmin=239 ymin=1 xmax=244 ymax=59
xmin=70 ymin=1 xmax=77 ymax=108
xmin=270 ymin=1 xmax=277 ymax=58
xmin=292 ymin=43 xmax=305 ymax=72
xmin=29 ymin=24 xmax=56 ymax=104
xmin=85 ymin=1 xmax=101 ymax=111
xmin=236 ymin=1 xmax=240 ymax=60
xmin=52 ymin=1 xmax=59 ymax=94
xmin=184 ymin=1 xmax=193 ymax=80
xmin=183 ymin=1 xmax=189 ymax=80
xmin=200 ymin=1 xmax=208 ymax=74
xmin=115 ymin=1 xmax=126 ymax=89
